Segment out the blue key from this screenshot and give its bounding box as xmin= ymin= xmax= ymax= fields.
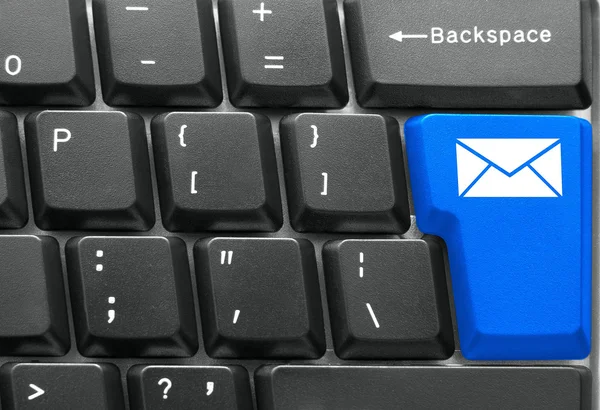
xmin=404 ymin=114 xmax=591 ymax=360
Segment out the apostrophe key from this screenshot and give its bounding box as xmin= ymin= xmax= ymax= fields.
xmin=25 ymin=111 xmax=155 ymax=231
xmin=219 ymin=0 xmax=348 ymax=107
xmin=67 ymin=237 xmax=198 ymax=357
xmin=152 ymin=112 xmax=282 ymax=232
xmin=195 ymin=238 xmax=325 ymax=359
xmin=93 ymin=0 xmax=222 ymax=106
xmin=0 ymin=0 xmax=95 ymax=106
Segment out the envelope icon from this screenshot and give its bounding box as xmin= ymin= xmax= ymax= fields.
xmin=456 ymin=138 xmax=562 ymax=197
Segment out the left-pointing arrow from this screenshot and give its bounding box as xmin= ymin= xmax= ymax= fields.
xmin=28 ymin=384 xmax=45 ymax=401
xmin=389 ymin=31 xmax=429 ymax=42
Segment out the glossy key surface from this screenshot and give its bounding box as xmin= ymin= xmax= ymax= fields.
xmin=404 ymin=114 xmax=592 ymax=360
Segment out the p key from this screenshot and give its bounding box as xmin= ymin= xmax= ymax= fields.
xmin=25 ymin=111 xmax=155 ymax=231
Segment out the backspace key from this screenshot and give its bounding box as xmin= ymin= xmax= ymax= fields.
xmin=344 ymin=0 xmax=592 ymax=109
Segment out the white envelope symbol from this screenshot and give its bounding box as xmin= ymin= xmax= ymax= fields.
xmin=456 ymin=138 xmax=562 ymax=197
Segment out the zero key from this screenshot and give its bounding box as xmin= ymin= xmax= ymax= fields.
xmin=0 ymin=0 xmax=95 ymax=106
xmin=404 ymin=114 xmax=592 ymax=360
xmin=345 ymin=0 xmax=592 ymax=109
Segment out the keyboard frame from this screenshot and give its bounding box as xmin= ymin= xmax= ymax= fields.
xmin=0 ymin=0 xmax=597 ymax=408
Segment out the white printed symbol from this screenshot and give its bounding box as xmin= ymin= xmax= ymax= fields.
xmin=389 ymin=31 xmax=428 ymax=42
xmin=27 ymin=384 xmax=45 ymax=401
xmin=321 ymin=172 xmax=328 ymax=196
xmin=53 ymin=128 xmax=72 ymax=152
xmin=456 ymin=138 xmax=562 ymax=198
xmin=366 ymin=303 xmax=380 ymax=328
xmin=126 ymin=6 xmax=149 ymax=11
xmin=141 ymin=60 xmax=156 ymax=65
xmin=310 ymin=125 xmax=319 ymax=148
xmin=220 ymin=250 xmax=233 ymax=265
xmin=359 ymin=252 xmax=364 ymax=278
xmin=107 ymin=296 xmax=116 ymax=324
xmin=206 ymin=381 xmax=215 ymax=396
xmin=96 ymin=249 xmax=104 ymax=272
xmin=233 ymin=309 xmax=240 ymax=324
xmin=253 ymin=2 xmax=272 ymax=21
xmin=158 ymin=378 xmax=172 ymax=400
xmin=178 ymin=125 xmax=188 ymax=147
xmin=4 ymin=55 xmax=22 ymax=76
xmin=190 ymin=171 xmax=198 ymax=194
xmin=264 ymin=56 xmax=284 ymax=69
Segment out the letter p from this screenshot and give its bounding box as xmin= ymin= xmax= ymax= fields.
xmin=53 ymin=128 xmax=71 ymax=152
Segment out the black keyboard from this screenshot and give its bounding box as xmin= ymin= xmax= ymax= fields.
xmin=0 ymin=0 xmax=596 ymax=409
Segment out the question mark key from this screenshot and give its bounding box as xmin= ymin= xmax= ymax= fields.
xmin=128 ymin=365 xmax=252 ymax=409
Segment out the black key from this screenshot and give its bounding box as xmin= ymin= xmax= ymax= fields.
xmin=0 ymin=363 xmax=124 ymax=410
xmin=323 ymin=239 xmax=454 ymax=359
xmin=0 ymin=0 xmax=95 ymax=106
xmin=256 ymin=366 xmax=592 ymax=410
xmin=219 ymin=0 xmax=347 ymax=107
xmin=280 ymin=113 xmax=409 ymax=233
xmin=152 ymin=112 xmax=282 ymax=232
xmin=93 ymin=0 xmax=222 ymax=106
xmin=194 ymin=238 xmax=325 ymax=358
xmin=67 ymin=236 xmax=197 ymax=357
xmin=345 ymin=0 xmax=592 ymax=109
xmin=128 ymin=365 xmax=252 ymax=410
xmin=0 ymin=112 xmax=27 ymax=228
xmin=25 ymin=111 xmax=155 ymax=231
xmin=0 ymin=236 xmax=69 ymax=356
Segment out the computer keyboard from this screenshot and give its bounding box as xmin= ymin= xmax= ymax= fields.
xmin=0 ymin=0 xmax=596 ymax=409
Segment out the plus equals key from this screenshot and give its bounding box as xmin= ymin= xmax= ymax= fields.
xmin=219 ymin=0 xmax=348 ymax=107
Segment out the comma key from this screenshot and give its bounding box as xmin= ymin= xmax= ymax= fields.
xmin=128 ymin=366 xmax=252 ymax=410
